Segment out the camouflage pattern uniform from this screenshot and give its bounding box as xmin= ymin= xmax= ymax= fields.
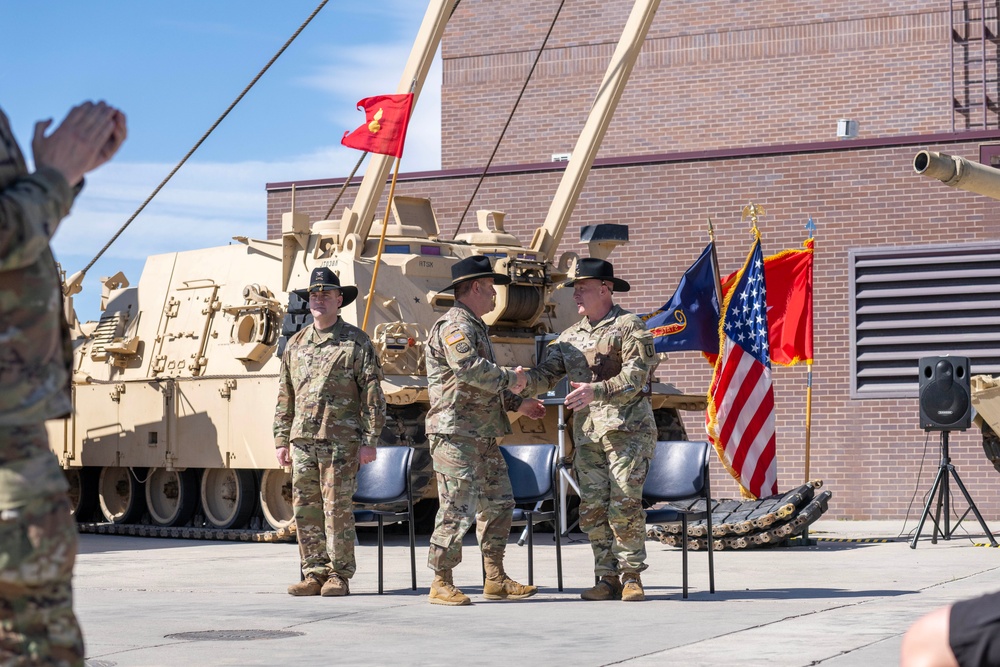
xmin=274 ymin=317 xmax=385 ymax=582
xmin=425 ymin=301 xmax=523 ymax=571
xmin=0 ymin=107 xmax=86 ymax=665
xmin=529 ymin=304 xmax=657 ymax=577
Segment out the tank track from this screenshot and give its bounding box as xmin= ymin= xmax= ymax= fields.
xmin=77 ymin=521 xmax=296 ymax=542
xmin=647 ymin=481 xmax=832 ymax=550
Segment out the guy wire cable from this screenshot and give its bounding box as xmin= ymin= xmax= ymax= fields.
xmin=452 ymin=0 xmax=566 ymax=238
xmin=80 ymin=0 xmax=331 ymax=277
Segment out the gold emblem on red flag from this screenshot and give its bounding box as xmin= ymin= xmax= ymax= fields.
xmin=368 ymin=108 xmax=384 ymax=134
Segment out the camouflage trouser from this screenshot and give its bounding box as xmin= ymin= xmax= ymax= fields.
xmin=0 ymin=425 xmax=85 ymax=667
xmin=574 ymin=429 xmax=655 ymax=577
xmin=426 ymin=434 xmax=514 ymax=572
xmin=291 ymin=438 xmax=360 ymax=580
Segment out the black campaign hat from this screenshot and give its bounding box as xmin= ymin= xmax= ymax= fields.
xmin=561 ymin=257 xmax=630 ymax=292
xmin=292 ymin=267 xmax=359 ymax=306
xmin=440 ymin=255 xmax=511 ymax=292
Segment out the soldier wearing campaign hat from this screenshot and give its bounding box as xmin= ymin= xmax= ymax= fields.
xmin=527 ymin=257 xmax=658 ymax=602
xmin=424 ymin=256 xmax=546 ymax=605
xmin=291 ymin=266 xmax=359 ymax=305
xmin=274 ymin=267 xmax=384 ymax=597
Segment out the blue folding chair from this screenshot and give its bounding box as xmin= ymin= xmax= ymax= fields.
xmin=500 ymin=444 xmax=563 ymax=591
xmin=353 ymin=446 xmax=417 ymax=594
xmin=643 ymin=440 xmax=716 ymax=599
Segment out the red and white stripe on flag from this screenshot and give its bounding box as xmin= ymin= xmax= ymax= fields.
xmin=706 ymin=234 xmax=778 ymax=499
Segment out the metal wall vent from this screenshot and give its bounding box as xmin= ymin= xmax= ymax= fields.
xmin=849 ymin=242 xmax=1000 ymax=398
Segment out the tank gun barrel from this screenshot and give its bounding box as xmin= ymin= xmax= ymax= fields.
xmin=913 ymin=150 xmax=1000 ymax=200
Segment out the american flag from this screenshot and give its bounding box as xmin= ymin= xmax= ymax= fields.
xmin=706 ymin=234 xmax=778 ymax=498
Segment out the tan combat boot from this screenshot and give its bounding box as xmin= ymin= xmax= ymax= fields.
xmin=621 ymin=572 xmax=645 ymax=602
xmin=321 ymin=573 xmax=350 ymax=597
xmin=287 ymin=574 xmax=324 ymax=596
xmin=482 ymin=555 xmax=538 ymax=601
xmin=429 ymin=569 xmax=471 ymax=606
xmin=580 ymin=574 xmax=622 ymax=601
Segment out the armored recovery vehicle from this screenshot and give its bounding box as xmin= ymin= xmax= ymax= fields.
xmin=913 ymin=149 xmax=1000 ymax=474
xmin=50 ymin=0 xmax=702 ymax=535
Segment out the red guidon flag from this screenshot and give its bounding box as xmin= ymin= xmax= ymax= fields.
xmin=341 ymin=93 xmax=414 ymax=158
xmin=763 ymin=238 xmax=813 ymax=366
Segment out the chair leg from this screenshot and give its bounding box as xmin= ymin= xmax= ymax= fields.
xmin=526 ymin=511 xmax=534 ymax=586
xmin=555 ymin=513 xmax=563 ymax=592
xmin=705 ymin=482 xmax=715 ymax=595
xmin=377 ymin=515 xmax=384 ymax=595
xmin=706 ymin=514 xmax=715 ymax=595
xmin=408 ymin=510 xmax=417 ymax=591
xmin=681 ymin=515 xmax=689 ymax=599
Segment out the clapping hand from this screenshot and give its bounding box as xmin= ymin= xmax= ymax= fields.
xmin=33 ymin=101 xmax=127 ymax=186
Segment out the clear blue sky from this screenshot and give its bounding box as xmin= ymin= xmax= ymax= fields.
xmin=2 ymin=1 xmax=441 ymax=321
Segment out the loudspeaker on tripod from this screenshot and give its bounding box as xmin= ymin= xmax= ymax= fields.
xmin=918 ymin=356 xmax=972 ymax=431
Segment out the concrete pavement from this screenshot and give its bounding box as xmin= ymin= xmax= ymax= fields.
xmin=74 ymin=519 xmax=1000 ymax=667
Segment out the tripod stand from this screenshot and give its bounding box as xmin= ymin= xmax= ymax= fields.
xmin=910 ymin=430 xmax=998 ymax=548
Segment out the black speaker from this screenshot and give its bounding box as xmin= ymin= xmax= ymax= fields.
xmin=918 ymin=356 xmax=972 ymax=431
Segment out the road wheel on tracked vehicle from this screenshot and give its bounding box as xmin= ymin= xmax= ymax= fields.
xmin=66 ymin=466 xmax=100 ymax=522
xmin=260 ymin=468 xmax=293 ymax=530
xmin=201 ymin=468 xmax=257 ymax=529
xmin=98 ymin=466 xmax=146 ymax=524
xmin=146 ymin=468 xmax=199 ymax=527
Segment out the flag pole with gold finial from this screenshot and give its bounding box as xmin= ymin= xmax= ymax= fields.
xmin=707 ymin=217 xmax=725 ymax=313
xmin=803 ymin=217 xmax=816 ymax=482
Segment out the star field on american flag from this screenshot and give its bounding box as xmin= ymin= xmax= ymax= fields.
xmin=723 ymin=250 xmax=771 ymax=367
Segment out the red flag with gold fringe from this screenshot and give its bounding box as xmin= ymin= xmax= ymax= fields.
xmin=763 ymin=238 xmax=813 ymax=366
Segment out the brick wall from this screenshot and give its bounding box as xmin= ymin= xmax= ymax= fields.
xmin=440 ymin=0 xmax=951 ymax=169
xmin=265 ymin=0 xmax=1000 ymax=520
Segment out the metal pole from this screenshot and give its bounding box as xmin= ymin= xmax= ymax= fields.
xmin=556 ymin=403 xmax=581 ymax=535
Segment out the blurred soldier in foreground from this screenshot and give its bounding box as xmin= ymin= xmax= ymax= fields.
xmin=1 ymin=101 xmax=127 ymax=664
xmin=901 ymin=589 xmax=1000 ymax=667
xmin=274 ymin=268 xmax=385 ymax=597
xmin=424 ymin=256 xmax=545 ymax=606
xmin=527 ymin=258 xmax=657 ymax=602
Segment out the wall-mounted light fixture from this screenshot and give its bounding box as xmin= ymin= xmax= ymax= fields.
xmin=837 ymin=119 xmax=859 ymax=139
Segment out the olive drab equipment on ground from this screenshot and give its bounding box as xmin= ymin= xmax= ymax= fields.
xmin=49 ymin=0 xmax=701 ymax=536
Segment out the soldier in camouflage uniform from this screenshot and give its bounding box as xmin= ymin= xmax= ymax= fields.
xmin=527 ymin=258 xmax=657 ymax=602
xmin=424 ymin=256 xmax=546 ymax=606
xmin=274 ymin=267 xmax=386 ymax=597
xmin=1 ymin=102 xmax=127 ymax=665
